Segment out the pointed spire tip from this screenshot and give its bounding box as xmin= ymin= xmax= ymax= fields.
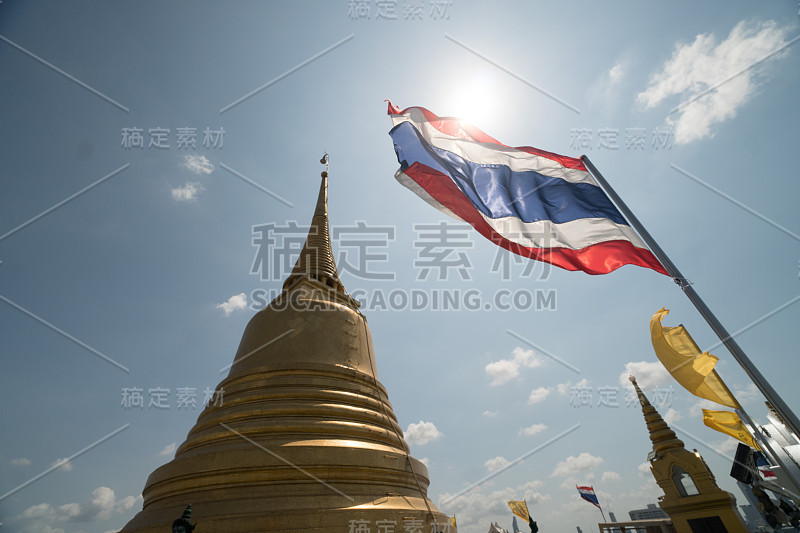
xmin=281 ymin=153 xmax=346 ymax=295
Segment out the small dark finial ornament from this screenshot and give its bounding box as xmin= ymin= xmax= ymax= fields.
xmin=171 ymin=504 xmax=196 ymax=533
xmin=320 ymin=152 xmax=329 ymax=178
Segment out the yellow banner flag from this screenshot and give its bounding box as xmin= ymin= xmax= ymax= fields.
xmin=450 ymin=516 xmax=457 ymax=528
xmin=508 ymin=500 xmax=530 ymax=521
xmin=703 ymin=410 xmax=761 ymax=451
xmin=650 ymin=308 xmax=740 ymax=408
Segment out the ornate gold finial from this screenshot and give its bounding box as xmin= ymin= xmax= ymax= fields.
xmin=630 ymin=375 xmax=685 ymax=455
xmin=320 ymin=153 xmax=329 ymax=178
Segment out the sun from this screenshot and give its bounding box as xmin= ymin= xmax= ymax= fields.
xmin=448 ymin=67 xmax=498 ymax=127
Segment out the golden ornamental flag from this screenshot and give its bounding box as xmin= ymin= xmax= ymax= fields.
xmin=702 ymin=409 xmax=761 ymax=451
xmin=650 ymin=308 xmax=740 ymax=409
xmin=508 ymin=500 xmax=530 ymax=521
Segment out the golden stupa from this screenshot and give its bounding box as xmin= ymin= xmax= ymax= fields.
xmin=630 ymin=376 xmax=747 ymax=533
xmin=120 ymin=158 xmax=453 ymax=532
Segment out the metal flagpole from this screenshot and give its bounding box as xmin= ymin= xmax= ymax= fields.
xmin=718 ymin=371 xmax=800 ymax=498
xmin=712 ymin=372 xmax=786 ymax=475
xmin=736 ymin=408 xmax=800 ymax=496
xmin=580 ymin=155 xmax=800 ymax=440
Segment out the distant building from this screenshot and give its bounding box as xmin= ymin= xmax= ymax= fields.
xmin=602 ymin=502 xmax=671 ymax=533
xmin=605 ymin=512 xmax=622 ymax=532
xmin=629 ymin=504 xmax=669 ymax=521
xmin=739 ymin=504 xmax=769 ymax=531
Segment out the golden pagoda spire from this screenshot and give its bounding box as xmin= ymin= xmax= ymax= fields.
xmin=628 ymin=378 xmax=750 ymax=533
xmin=282 ymin=153 xmax=345 ymax=295
xmin=630 ymin=375 xmax=684 ymax=455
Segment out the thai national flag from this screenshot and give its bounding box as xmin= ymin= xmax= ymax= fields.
xmin=753 ymin=451 xmax=777 ymax=480
xmin=387 ymin=102 xmax=667 ymax=276
xmin=577 ymin=485 xmax=601 ymax=509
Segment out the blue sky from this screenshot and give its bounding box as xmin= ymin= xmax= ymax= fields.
xmin=1 ymin=2 xmax=799 ymax=532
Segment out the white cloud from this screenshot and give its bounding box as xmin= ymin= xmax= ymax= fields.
xmin=638 ymin=20 xmax=791 ymax=144
xmin=50 ymin=458 xmax=73 ymax=472
xmin=601 ymin=471 xmax=621 ymax=482
xmin=18 ymin=487 xmax=140 ymax=530
xmin=60 ymin=486 xmax=116 ymax=522
xmin=558 ymin=476 xmax=581 ymax=490
xmin=114 ymin=494 xmax=142 ymax=514
xmin=484 ymin=456 xmax=511 ymax=473
xmin=405 ymin=420 xmax=443 ymax=445
xmin=664 ymin=408 xmax=682 ymax=425
xmin=734 ymin=383 xmax=760 ymax=405
xmin=485 ymin=347 xmax=543 ymax=386
xmin=608 ymin=63 xmax=624 ymax=85
xmin=158 ymin=443 xmax=176 ymax=457
xmin=527 ymin=386 xmax=551 ymax=405
xmin=587 ymin=60 xmax=628 ymax=107
xmin=16 ymin=504 xmax=67 ymax=533
xmin=551 ymin=452 xmax=604 ymax=477
xmin=485 ymin=359 xmax=519 ymax=386
xmin=182 ymin=154 xmax=214 ymax=175
xmin=559 ymin=471 xmax=596 ymax=490
xmin=712 ymin=438 xmax=740 ymax=455
xmin=11 ymin=457 xmax=31 ymax=466
xmin=437 ymin=480 xmax=548 ymax=530
xmin=17 ymin=524 xmax=65 ymax=533
xmin=34 ymin=527 xmax=65 ymax=533
xmin=482 ymin=410 xmax=498 ymax=418
xmin=638 ymin=462 xmax=652 ymax=476
xmin=619 ymin=361 xmax=670 ymax=390
xmin=512 ymin=347 xmax=540 ymax=368
xmin=688 ymin=398 xmax=721 ymax=417
xmin=557 ymin=378 xmax=589 ymax=395
xmin=618 ymin=479 xmax=662 ymax=503
xmin=418 ymin=457 xmax=431 ymax=468
xmin=171 ymin=181 xmax=204 ymax=202
xmin=22 ymin=503 xmax=54 ymax=519
xmin=519 ymin=423 xmax=548 ymax=436
xmin=216 ymin=293 xmax=247 ymax=316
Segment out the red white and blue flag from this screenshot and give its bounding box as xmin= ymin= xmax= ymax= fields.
xmin=753 ymin=451 xmax=777 ymax=480
xmin=386 ymin=102 xmax=668 ymax=276
xmin=576 ymin=485 xmax=601 ymax=509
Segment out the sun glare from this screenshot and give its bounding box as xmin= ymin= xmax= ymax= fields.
xmin=449 ymin=68 xmax=498 ymax=127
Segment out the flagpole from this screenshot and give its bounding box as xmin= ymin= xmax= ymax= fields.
xmin=721 ymin=386 xmax=797 ymax=487
xmin=737 ymin=407 xmax=800 ymax=499
xmin=580 ymin=155 xmax=800 ymax=441
xmin=727 ymin=376 xmax=800 ymax=496
xmin=716 ymin=376 xmax=784 ymax=473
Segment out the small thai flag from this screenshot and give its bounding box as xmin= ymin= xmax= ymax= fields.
xmin=754 ymin=451 xmax=777 ymax=480
xmin=577 ymin=485 xmax=601 ymax=509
